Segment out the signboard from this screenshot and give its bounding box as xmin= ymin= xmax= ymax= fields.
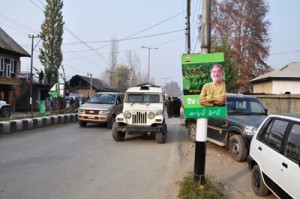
xmin=49 ymin=83 xmax=64 ymax=98
xmin=181 ymin=53 xmax=227 ymax=118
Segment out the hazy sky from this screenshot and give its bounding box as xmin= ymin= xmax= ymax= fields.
xmin=1 ymin=0 xmax=299 ymax=87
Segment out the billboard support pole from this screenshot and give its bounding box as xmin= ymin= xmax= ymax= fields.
xmin=194 ymin=0 xmax=211 ymax=186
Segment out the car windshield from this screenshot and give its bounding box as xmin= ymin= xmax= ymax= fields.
xmin=88 ymin=93 xmax=116 ymax=104
xmin=227 ymin=96 xmax=266 ymax=115
xmin=126 ymin=93 xmax=160 ymax=103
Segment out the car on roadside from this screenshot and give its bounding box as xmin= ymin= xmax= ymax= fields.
xmin=112 ymin=84 xmax=167 ymax=143
xmin=185 ymin=93 xmax=268 ymax=161
xmin=77 ymin=92 xmax=124 ymax=128
xmin=0 ymin=100 xmax=11 ymax=117
xmin=247 ymin=114 xmax=300 ymax=199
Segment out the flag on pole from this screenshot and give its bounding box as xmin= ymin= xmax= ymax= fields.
xmin=49 ymin=83 xmax=59 ymax=98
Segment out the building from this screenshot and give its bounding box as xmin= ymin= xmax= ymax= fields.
xmin=68 ymin=75 xmax=114 ymax=98
xmin=250 ymin=62 xmax=300 ymax=94
xmin=0 ymin=27 xmax=30 ymax=106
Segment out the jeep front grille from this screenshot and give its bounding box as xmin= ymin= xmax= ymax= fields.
xmin=132 ymin=111 xmax=147 ymax=124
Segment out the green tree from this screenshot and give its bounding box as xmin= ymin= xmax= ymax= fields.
xmin=39 ymin=0 xmax=64 ymax=85
xmin=211 ymin=37 xmax=240 ymax=92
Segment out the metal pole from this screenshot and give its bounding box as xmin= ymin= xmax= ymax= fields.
xmin=187 ymin=0 xmax=191 ymax=54
xmin=29 ymin=35 xmax=40 ymax=118
xmin=194 ymin=0 xmax=211 ymax=186
xmin=141 ymin=46 xmax=158 ymax=83
xmin=147 ymin=48 xmax=150 ymax=83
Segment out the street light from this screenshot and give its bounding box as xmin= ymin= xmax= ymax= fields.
xmin=141 ymin=46 xmax=158 ymax=83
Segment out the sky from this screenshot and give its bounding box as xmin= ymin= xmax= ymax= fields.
xmin=1 ymin=0 xmax=300 ymax=88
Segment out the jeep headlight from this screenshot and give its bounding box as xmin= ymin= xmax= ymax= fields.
xmin=99 ymin=110 xmax=111 ymax=115
xmin=78 ymin=109 xmax=84 ymax=113
xmin=156 ymin=110 xmax=163 ymax=115
xmin=124 ymin=111 xmax=131 ymax=119
xmin=245 ymin=126 xmax=256 ymax=135
xmin=148 ymin=111 xmax=155 ymax=119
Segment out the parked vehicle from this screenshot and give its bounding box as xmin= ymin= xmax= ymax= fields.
xmin=185 ymin=93 xmax=268 ymax=161
xmin=0 ymin=100 xmax=11 ymax=117
xmin=112 ymin=84 xmax=167 ymax=143
xmin=77 ymin=92 xmax=124 ymax=128
xmin=248 ymin=114 xmax=300 ymax=199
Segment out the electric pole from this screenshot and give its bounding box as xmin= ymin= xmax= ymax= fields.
xmin=186 ymin=0 xmax=191 ymax=54
xmin=194 ymin=0 xmax=211 ymax=186
xmin=29 ymin=34 xmax=40 ymax=118
xmin=141 ymin=46 xmax=158 ymax=83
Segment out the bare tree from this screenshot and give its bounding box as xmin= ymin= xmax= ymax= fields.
xmin=164 ymin=81 xmax=182 ymax=97
xmin=211 ymin=0 xmax=271 ymax=92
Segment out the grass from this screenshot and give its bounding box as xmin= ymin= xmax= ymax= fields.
xmin=178 ymin=173 xmax=226 ymax=199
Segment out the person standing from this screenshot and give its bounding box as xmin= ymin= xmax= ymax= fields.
xmin=166 ymin=97 xmax=173 ymax=118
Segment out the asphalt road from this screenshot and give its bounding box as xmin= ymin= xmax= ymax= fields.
xmin=0 ymin=116 xmax=277 ymax=199
xmin=0 ymin=118 xmax=192 ymax=199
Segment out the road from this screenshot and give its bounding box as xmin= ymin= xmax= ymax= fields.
xmin=0 ymin=118 xmax=192 ymax=199
xmin=0 ymin=117 xmax=276 ymax=199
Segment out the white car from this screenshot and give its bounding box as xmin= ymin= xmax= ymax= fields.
xmin=248 ymin=114 xmax=300 ymax=199
xmin=112 ymin=84 xmax=167 ymax=143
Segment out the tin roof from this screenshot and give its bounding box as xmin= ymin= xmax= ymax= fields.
xmin=250 ymin=62 xmax=300 ymax=83
xmin=0 ymin=27 xmax=30 ymax=57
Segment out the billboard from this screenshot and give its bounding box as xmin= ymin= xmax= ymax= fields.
xmin=181 ymin=53 xmax=226 ymax=118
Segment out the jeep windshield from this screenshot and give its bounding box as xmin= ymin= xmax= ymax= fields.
xmin=88 ymin=93 xmax=116 ymax=104
xmin=227 ymin=96 xmax=266 ymax=115
xmin=126 ymin=93 xmax=160 ymax=104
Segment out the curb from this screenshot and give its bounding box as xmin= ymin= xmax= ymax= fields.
xmin=0 ymin=113 xmax=78 ymax=135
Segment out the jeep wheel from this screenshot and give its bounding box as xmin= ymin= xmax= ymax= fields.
xmin=107 ymin=116 xmax=115 ymax=129
xmin=79 ymin=121 xmax=87 ymax=127
xmin=229 ymin=134 xmax=248 ymax=162
xmin=188 ymin=122 xmax=196 ymax=143
xmin=1 ymin=107 xmax=11 ymax=117
xmin=112 ymin=122 xmax=125 ymax=141
xmin=252 ymin=165 xmax=269 ymax=196
xmin=156 ymin=123 xmax=167 ymax=144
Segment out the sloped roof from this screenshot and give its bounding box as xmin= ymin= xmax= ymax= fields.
xmin=69 ymin=75 xmax=114 ymax=91
xmin=250 ymin=62 xmax=300 ymax=83
xmin=0 ymin=27 xmax=30 ymax=57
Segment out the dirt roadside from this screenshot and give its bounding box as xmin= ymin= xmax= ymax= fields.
xmin=180 ymin=139 xmax=277 ymax=199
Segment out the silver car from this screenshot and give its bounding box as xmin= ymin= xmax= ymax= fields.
xmin=78 ymin=92 xmax=124 ymax=128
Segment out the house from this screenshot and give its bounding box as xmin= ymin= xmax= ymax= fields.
xmin=0 ymin=27 xmax=30 ymax=106
xmin=68 ymin=75 xmax=115 ymax=97
xmin=250 ymin=62 xmax=300 ymax=94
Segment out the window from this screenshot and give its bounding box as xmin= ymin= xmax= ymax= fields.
xmin=0 ymin=58 xmax=3 ymax=71
xmin=285 ymin=123 xmax=300 ymax=163
xmin=262 ymin=119 xmax=289 ymax=152
xmin=5 ymin=63 xmax=11 ymax=77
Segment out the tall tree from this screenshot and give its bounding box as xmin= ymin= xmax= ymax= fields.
xmin=39 ymin=0 xmax=64 ymax=85
xmin=164 ymin=81 xmax=182 ymax=97
xmin=211 ymin=37 xmax=240 ymax=92
xmin=211 ymin=0 xmax=271 ymax=92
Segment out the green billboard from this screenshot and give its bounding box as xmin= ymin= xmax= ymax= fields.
xmin=181 ymin=53 xmax=227 ymax=118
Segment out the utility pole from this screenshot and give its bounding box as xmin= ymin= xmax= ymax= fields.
xmin=29 ymin=34 xmax=40 ymax=118
xmin=186 ymin=0 xmax=191 ymax=54
xmin=194 ymin=0 xmax=211 ymax=186
xmin=141 ymin=46 xmax=158 ymax=83
xmin=89 ymin=73 xmax=93 ymax=97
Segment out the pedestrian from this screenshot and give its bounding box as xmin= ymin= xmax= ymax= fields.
xmin=166 ymin=97 xmax=173 ymax=118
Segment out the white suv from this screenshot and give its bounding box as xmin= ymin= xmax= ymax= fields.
xmin=112 ymin=84 xmax=167 ymax=143
xmin=248 ymin=114 xmax=300 ymax=198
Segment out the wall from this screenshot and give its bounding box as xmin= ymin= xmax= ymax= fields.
xmin=252 ymin=81 xmax=273 ymax=94
xmin=255 ymin=94 xmax=300 ymax=114
xmin=272 ymin=80 xmax=300 ymax=94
